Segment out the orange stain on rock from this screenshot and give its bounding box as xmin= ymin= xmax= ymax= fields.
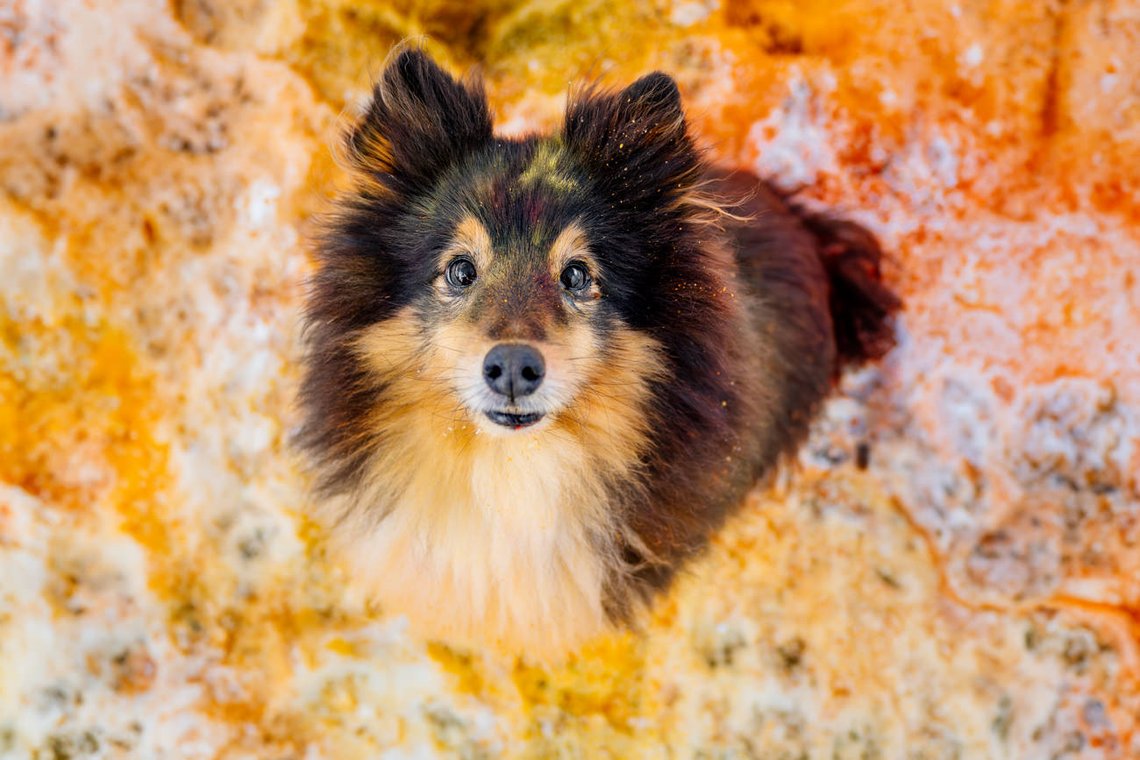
xmin=0 ymin=314 xmax=173 ymax=560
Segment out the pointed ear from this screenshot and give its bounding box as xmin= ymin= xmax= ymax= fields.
xmin=563 ymin=72 xmax=701 ymax=212
xmin=347 ymin=48 xmax=493 ymax=194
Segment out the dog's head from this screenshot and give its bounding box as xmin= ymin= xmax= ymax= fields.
xmin=304 ymin=49 xmax=740 ymax=490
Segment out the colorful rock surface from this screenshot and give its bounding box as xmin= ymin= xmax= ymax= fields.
xmin=1 ymin=0 xmax=1138 ymax=757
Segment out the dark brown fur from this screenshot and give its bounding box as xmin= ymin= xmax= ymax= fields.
xmin=299 ymin=48 xmax=900 ymax=648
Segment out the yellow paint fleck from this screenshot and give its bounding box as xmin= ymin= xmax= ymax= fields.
xmin=518 ymin=141 xmax=580 ymax=193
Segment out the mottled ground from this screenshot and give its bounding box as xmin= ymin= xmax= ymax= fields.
xmin=1 ymin=0 xmax=1138 ymax=757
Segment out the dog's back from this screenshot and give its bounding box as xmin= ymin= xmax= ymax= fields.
xmin=716 ymin=170 xmax=900 ymax=478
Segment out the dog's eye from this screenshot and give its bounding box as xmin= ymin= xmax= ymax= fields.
xmin=560 ymin=262 xmax=591 ymax=292
xmin=445 ymin=257 xmax=477 ymax=288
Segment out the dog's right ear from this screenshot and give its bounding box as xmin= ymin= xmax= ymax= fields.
xmin=562 ymin=72 xmax=701 ymax=218
xmin=347 ymin=48 xmax=493 ymax=195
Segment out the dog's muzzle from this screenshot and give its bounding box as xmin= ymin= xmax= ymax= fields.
xmin=482 ymin=343 xmax=546 ymax=428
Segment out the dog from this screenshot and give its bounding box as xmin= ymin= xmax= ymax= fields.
xmin=299 ymin=48 xmax=900 ymax=659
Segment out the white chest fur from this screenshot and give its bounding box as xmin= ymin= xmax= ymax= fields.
xmin=334 ymin=424 xmax=616 ymax=659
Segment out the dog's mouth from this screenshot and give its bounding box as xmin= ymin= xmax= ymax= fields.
xmin=485 ymin=410 xmax=546 ymax=429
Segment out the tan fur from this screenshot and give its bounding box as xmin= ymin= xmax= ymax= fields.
xmin=446 ymin=215 xmax=494 ymax=271
xmin=548 ymin=222 xmax=603 ymax=303
xmin=548 ymin=222 xmax=593 ymax=271
xmin=675 ymin=180 xmax=756 ymax=226
xmin=548 ymin=223 xmax=585 ymax=266
xmin=323 ymin=309 xmax=666 ymax=660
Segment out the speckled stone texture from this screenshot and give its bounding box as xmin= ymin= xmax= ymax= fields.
xmin=1 ymin=1 xmax=1138 ymax=757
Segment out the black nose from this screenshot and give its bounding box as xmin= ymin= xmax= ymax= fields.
xmin=483 ymin=344 xmax=545 ymax=400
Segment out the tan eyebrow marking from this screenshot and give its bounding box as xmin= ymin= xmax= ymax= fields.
xmin=444 ymin=215 xmax=494 ymax=271
xmin=549 ymin=221 xmax=592 ymax=270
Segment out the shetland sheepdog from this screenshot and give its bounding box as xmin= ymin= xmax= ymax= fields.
xmin=299 ymin=48 xmax=899 ymax=659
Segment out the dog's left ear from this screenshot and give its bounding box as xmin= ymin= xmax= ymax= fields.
xmin=347 ymin=48 xmax=493 ymax=195
xmin=563 ymin=72 xmax=701 ymax=212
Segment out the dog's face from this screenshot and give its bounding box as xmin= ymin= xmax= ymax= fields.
xmin=302 ymin=48 xmax=750 ymax=517
xmin=310 ymin=49 xmax=721 ymax=448
xmin=375 ymin=148 xmax=613 ymax=437
xmin=417 ymin=213 xmax=601 ymax=435
xmin=300 ymin=50 xmax=777 ymax=651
